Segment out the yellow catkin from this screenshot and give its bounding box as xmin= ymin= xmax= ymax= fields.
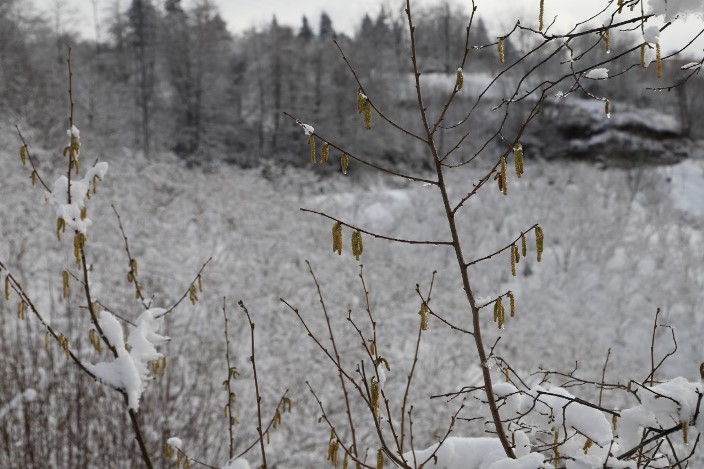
xmin=357 ymin=89 xmax=366 ymax=113
xmin=189 ymin=284 xmax=198 ymax=304
xmin=4 ymin=275 xmax=10 ymax=301
xmin=363 ymin=101 xmax=372 ymax=130
xmin=495 ymin=298 xmax=505 ymax=329
xmin=73 ymin=233 xmax=85 ymax=268
xmin=456 ymin=67 xmax=464 ymax=91
xmin=535 ymin=226 xmax=544 ymax=262
xmin=539 ymin=0 xmax=545 ymax=31
xmin=164 ymin=442 xmax=174 ymax=460
xmin=321 ymin=142 xmax=330 ymax=164
xmin=30 ymin=171 xmax=37 ymax=186
xmin=419 ymin=302 xmax=429 ymax=330
xmin=504 ymin=367 xmax=510 ymax=382
xmin=617 ymin=0 xmax=624 ymax=13
xmin=513 ymin=143 xmax=524 ymax=177
xmin=351 ymin=230 xmax=363 ymax=261
xmin=56 ymin=218 xmax=65 ymax=241
xmin=604 ymin=29 xmax=610 ymax=53
xmin=612 ymin=414 xmax=618 ymax=430
xmin=521 ymin=233 xmax=527 ymax=256
xmin=80 ymin=206 xmax=87 ymax=220
xmin=605 ymin=100 xmax=610 ymax=119
xmin=20 ymin=145 xmax=27 ymax=165
xmin=17 ymin=301 xmax=26 ymax=320
xmin=62 ymin=270 xmax=69 ymax=299
xmin=498 ymin=38 xmax=505 ymax=64
xmin=640 ymin=44 xmax=646 ymax=68
xmin=583 ymin=438 xmax=593 ymax=454
xmin=340 ymin=153 xmax=349 ymax=175
xmin=332 ymin=222 xmax=343 ymax=255
xmin=130 ymin=258 xmax=138 ymax=277
xmin=682 ymin=420 xmax=689 ymax=444
xmin=510 ymin=246 xmax=517 ymax=276
xmin=656 ymin=42 xmax=662 ymax=79
xmin=371 ymin=378 xmax=380 ymax=417
xmin=309 ymin=135 xmax=316 ymax=164
xmin=198 ymin=274 xmax=203 ymax=292
xmin=93 ymin=175 xmax=99 ymax=193
xmin=343 ymin=452 xmax=349 ymax=469
xmin=553 ymin=429 xmax=560 ymax=465
xmin=376 ymin=449 xmax=384 ymax=469
xmin=508 ymin=291 xmax=516 ymax=317
xmin=500 ymin=156 xmax=508 ymax=195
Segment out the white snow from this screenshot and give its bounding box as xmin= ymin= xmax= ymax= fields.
xmin=166 ymin=437 xmax=183 ymax=450
xmin=618 ymin=378 xmax=703 ymax=455
xmin=648 ymin=0 xmax=704 ymax=21
xmin=48 ymin=162 xmax=109 ymax=236
xmin=84 ymin=309 xmax=169 ymax=410
xmin=681 ymin=62 xmax=702 ymax=70
xmin=0 ymin=389 xmax=38 ymax=419
xmin=584 ymin=68 xmax=609 ymax=80
xmin=301 ymin=123 xmax=314 ymax=136
xmin=644 ymin=25 xmax=661 ymax=44
xmin=66 ymin=125 xmax=80 ymax=138
xmin=222 ymin=458 xmax=251 ymax=469
xmin=376 ymin=362 xmax=386 ymax=389
xmin=403 ymin=437 xmax=507 ymax=469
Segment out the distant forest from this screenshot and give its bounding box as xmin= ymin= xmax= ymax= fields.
xmin=1 ymin=0 xmax=702 ymax=167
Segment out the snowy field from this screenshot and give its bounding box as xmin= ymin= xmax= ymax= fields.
xmin=1 ymin=124 xmax=703 ymax=467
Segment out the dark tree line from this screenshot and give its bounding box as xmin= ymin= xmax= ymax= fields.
xmin=1 ymin=0 xmax=700 ymax=168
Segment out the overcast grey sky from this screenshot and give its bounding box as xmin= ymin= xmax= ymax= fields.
xmin=36 ymin=0 xmax=704 ymax=55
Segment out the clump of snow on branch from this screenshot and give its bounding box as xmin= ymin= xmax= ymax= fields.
xmin=648 ymin=0 xmax=704 ymax=21
xmin=618 ymin=377 xmax=703 ymax=452
xmin=585 ymin=68 xmax=609 ymax=80
xmin=222 ymin=458 xmax=252 ymax=469
xmin=299 ymin=122 xmax=314 ymax=136
xmin=403 ymin=436 xmax=550 ymax=469
xmin=681 ymin=62 xmax=702 ymax=70
xmin=166 ymin=437 xmax=183 ymax=452
xmin=48 ymin=162 xmax=108 ymax=235
xmin=84 ymin=309 xmax=169 ymax=410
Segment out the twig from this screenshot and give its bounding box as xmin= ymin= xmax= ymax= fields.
xmin=238 ymin=301 xmax=268 ymax=469
xmin=300 ymin=208 xmax=453 ymax=246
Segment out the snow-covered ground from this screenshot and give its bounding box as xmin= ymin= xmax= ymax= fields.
xmin=1 ymin=124 xmax=703 ymax=467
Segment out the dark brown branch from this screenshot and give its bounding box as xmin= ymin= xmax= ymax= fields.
xmin=465 ymin=225 xmax=539 ymax=267
xmin=300 ymin=208 xmax=453 ymax=246
xmin=332 ymin=40 xmax=427 ymax=144
xmin=238 ymin=301 xmax=268 ymax=469
xmin=14 ymin=126 xmax=51 ymax=192
xmin=283 ymin=112 xmax=436 ymax=185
